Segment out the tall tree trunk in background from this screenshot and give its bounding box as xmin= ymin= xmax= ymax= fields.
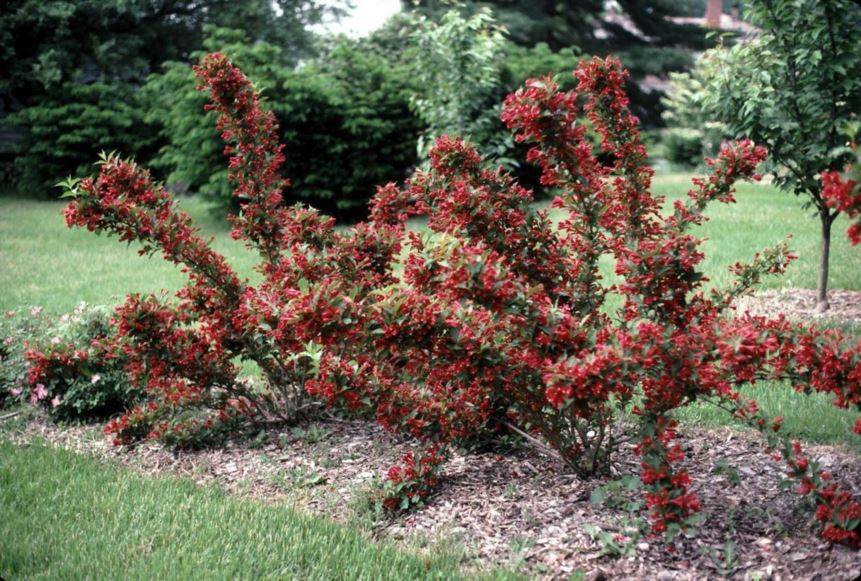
xmin=705 ymin=0 xmax=723 ymax=26
xmin=817 ymin=210 xmax=835 ymax=311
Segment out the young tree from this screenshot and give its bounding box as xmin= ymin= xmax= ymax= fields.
xmin=405 ymin=7 xmax=508 ymax=159
xmin=700 ymin=0 xmax=861 ymax=310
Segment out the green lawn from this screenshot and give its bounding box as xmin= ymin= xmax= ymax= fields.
xmin=0 ymin=195 xmax=260 ymax=314
xmin=1 ymin=175 xmax=860 ymax=449
xmin=2 ymin=175 xmax=860 ymax=314
xmin=0 ymin=440 xmax=486 ymax=580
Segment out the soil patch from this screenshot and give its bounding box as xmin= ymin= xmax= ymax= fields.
xmin=735 ymin=289 xmax=861 ymax=327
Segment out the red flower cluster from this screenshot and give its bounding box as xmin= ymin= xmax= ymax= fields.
xmin=637 ymin=417 xmax=700 ymax=535
xmin=194 ymin=53 xmax=291 ymax=263
xmin=821 ymin=142 xmax=861 ymax=245
xmin=61 ymin=53 xmax=860 ymax=548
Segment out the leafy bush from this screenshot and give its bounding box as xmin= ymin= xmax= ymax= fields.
xmin=405 ymin=10 xmax=588 ymax=190
xmin=662 ymin=127 xmax=705 ymax=167
xmin=660 ymin=68 xmax=728 ymax=167
xmin=283 ymin=39 xmax=422 ymax=217
xmin=502 ymin=43 xmax=583 ymax=91
xmin=6 ymin=81 xmax=157 ymax=196
xmin=61 ymin=53 xmax=861 ymax=549
xmin=405 ymin=7 xmax=507 ymax=160
xmin=1 ymin=304 xmax=139 ymax=421
xmin=145 ymin=27 xmax=420 ymax=218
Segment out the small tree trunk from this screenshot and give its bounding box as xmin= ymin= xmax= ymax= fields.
xmin=705 ymin=0 xmax=723 ymax=27
xmin=816 ymin=211 xmax=833 ymax=311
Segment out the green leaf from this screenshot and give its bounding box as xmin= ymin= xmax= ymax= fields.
xmin=589 ymin=487 xmax=606 ymax=507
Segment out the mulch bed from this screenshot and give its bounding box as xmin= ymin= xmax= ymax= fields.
xmin=5 ymin=415 xmax=860 ymax=579
xmin=734 ymin=289 xmax=861 ymax=327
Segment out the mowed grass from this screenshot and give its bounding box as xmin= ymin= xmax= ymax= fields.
xmin=2 ymin=175 xmax=860 ymax=314
xmin=0 ymin=194 xmax=260 ymax=313
xmin=1 ymin=175 xmax=860 ymax=450
xmin=0 ymin=440 xmax=482 ymax=580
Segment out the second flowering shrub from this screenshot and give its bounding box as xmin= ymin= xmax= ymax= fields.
xmin=6 ymin=304 xmax=139 ymax=421
xmin=59 ymin=53 xmax=860 ymax=548
xmin=362 ymin=61 xmax=861 ymax=542
xmin=822 ymin=140 xmax=861 ymax=245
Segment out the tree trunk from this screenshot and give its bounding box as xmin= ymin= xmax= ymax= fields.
xmin=705 ymin=0 xmax=723 ymax=27
xmin=816 ymin=211 xmax=834 ymax=311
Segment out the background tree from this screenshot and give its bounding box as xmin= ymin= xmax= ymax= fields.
xmin=145 ymin=28 xmax=422 ymax=218
xmin=404 ymin=0 xmax=712 ymax=51
xmin=700 ymin=0 xmax=861 ymax=309
xmin=366 ymin=8 xmax=582 ymax=193
xmin=0 ymin=0 xmax=338 ymax=195
xmin=659 ymin=60 xmax=729 ymax=167
xmin=403 ymin=0 xmax=715 ymax=126
xmin=404 ymin=7 xmax=508 ymax=160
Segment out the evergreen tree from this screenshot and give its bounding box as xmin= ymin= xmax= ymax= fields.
xmin=0 ymin=0 xmax=339 ymax=194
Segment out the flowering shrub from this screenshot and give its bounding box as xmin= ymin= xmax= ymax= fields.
xmin=61 ymin=53 xmax=860 ymax=547
xmin=381 ymin=446 xmax=446 ymax=512
xmin=363 ymin=57 xmax=861 ymax=542
xmin=822 ymin=141 xmax=861 ymax=245
xmin=2 ymin=304 xmax=139 ymax=421
xmin=60 ymin=53 xmax=407 ymax=448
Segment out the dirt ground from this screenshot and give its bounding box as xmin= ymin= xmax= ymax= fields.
xmin=734 ymin=289 xmax=861 ymax=328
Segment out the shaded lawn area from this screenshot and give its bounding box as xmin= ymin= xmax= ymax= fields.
xmin=2 ymin=174 xmax=860 ymax=451
xmin=0 ymin=440 xmax=493 ymax=580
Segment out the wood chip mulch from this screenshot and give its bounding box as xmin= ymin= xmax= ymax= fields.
xmin=734 ymin=289 xmax=861 ymax=327
xmin=4 ymin=415 xmax=860 ymax=580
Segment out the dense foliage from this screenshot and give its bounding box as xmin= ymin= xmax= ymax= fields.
xmin=145 ymin=28 xmax=421 ymax=217
xmin=405 ymin=7 xmax=507 ymax=160
xmin=698 ymin=0 xmax=861 ymax=308
xmin=7 ymin=82 xmax=159 ymax=196
xmin=368 ymin=9 xmax=587 ymax=194
xmin=405 ymin=0 xmax=713 ymax=126
xmin=2 ymin=304 xmax=138 ymax=421
xmin=659 ymin=65 xmax=728 ymax=167
xmin=51 ymin=54 xmax=861 ymax=548
xmin=0 ymin=0 xmax=338 ymax=195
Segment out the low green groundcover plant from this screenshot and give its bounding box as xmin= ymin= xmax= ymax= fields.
xmin=2 ymin=304 xmax=138 ymax=421
xmin=38 ymin=53 xmax=860 ymax=548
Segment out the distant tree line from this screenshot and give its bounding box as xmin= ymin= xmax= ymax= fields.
xmin=1 ymin=0 xmax=714 ymax=218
